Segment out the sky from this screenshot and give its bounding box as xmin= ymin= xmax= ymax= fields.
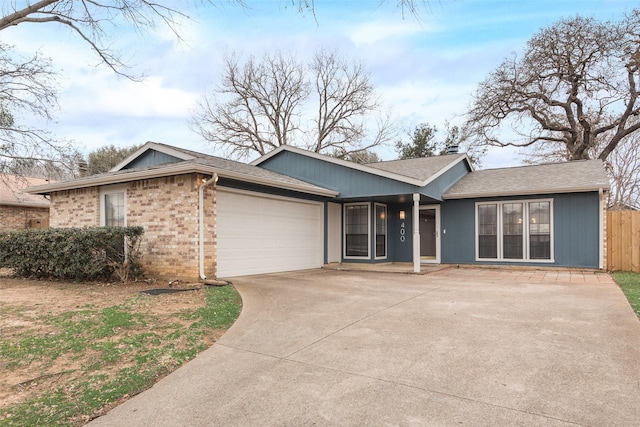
xmin=3 ymin=0 xmax=638 ymax=169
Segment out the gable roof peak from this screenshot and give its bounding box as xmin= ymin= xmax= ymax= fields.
xmin=252 ymin=145 xmax=472 ymax=187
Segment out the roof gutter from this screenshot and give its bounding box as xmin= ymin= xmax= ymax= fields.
xmin=442 ymin=185 xmax=611 ymax=200
xmin=24 ymin=163 xmax=215 ymax=194
xmin=199 ymin=173 xmax=218 ymax=280
xmin=0 ymin=201 xmax=50 ymax=208
xmin=25 ymin=162 xmax=337 ymax=198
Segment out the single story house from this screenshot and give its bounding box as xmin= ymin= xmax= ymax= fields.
xmin=0 ymin=174 xmax=50 ymax=230
xmin=26 ymin=141 xmax=610 ymax=280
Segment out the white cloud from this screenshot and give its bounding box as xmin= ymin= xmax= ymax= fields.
xmin=60 ymin=74 xmax=197 ymax=118
xmin=348 ymin=19 xmax=429 ymax=46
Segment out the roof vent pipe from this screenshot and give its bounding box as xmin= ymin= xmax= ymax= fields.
xmin=445 ymin=145 xmax=459 ymax=154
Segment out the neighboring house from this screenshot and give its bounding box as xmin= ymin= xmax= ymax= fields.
xmin=26 ymin=142 xmax=610 ymax=280
xmin=0 ymin=174 xmax=51 ymax=231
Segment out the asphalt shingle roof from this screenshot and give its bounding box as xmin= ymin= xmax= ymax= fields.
xmin=0 ymin=174 xmax=51 ymax=207
xmin=366 ymin=153 xmax=467 ymax=181
xmin=27 ymin=142 xmax=336 ymax=196
xmin=149 ymin=142 xmax=334 ymax=193
xmin=444 ymin=160 xmax=610 ymax=199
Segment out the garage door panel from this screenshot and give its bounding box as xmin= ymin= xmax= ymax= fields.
xmin=217 ymin=190 xmax=324 ymax=277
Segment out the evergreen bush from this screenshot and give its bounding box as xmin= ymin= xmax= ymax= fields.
xmin=0 ymin=227 xmax=144 ymax=281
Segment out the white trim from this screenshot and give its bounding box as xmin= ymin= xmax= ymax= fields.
xmin=475 ymin=198 xmax=555 ymax=263
xmin=343 ymin=202 xmax=371 ymax=260
xmin=251 ymin=145 xmax=471 ymax=188
xmin=444 ymin=186 xmax=609 ymax=200
xmin=99 ymin=184 xmax=127 ymax=227
xmin=374 ymin=203 xmax=388 ymax=260
xmin=419 ymin=204 xmax=441 ymax=264
xmin=412 ymin=193 xmax=420 ymax=273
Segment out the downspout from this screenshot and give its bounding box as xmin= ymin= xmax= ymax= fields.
xmin=199 ymin=173 xmax=218 ymax=280
xmin=598 ymin=187 xmax=604 ymax=270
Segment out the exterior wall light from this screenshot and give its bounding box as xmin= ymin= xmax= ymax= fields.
xmin=399 ymin=210 xmax=405 ymax=220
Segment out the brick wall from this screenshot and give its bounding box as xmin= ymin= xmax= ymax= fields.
xmin=50 ymin=187 xmax=100 ymax=227
xmin=127 ymin=174 xmax=216 ymax=281
xmin=49 ymin=174 xmax=217 ymax=281
xmin=0 ymin=205 xmax=50 ymax=230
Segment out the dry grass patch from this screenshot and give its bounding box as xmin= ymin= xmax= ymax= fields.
xmin=0 ymin=274 xmax=241 ymax=426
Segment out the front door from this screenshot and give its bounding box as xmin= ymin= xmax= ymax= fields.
xmin=419 ymin=205 xmax=440 ymax=263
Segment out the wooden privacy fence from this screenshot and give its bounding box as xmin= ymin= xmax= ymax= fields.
xmin=607 ymin=210 xmax=640 ymax=272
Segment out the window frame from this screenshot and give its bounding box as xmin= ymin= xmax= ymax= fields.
xmin=475 ymin=199 xmax=554 ymax=263
xmin=100 ymin=184 xmax=127 ymax=227
xmin=343 ymin=202 xmax=370 ymax=260
xmin=374 ymin=203 xmax=387 ymax=260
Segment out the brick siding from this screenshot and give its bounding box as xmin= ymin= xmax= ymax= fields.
xmin=127 ymin=174 xmax=216 ymax=280
xmin=0 ymin=205 xmax=50 ymax=230
xmin=50 ymin=187 xmax=100 ymax=227
xmin=49 ymin=173 xmax=216 ymax=281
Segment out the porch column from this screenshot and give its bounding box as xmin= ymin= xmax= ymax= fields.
xmin=413 ymin=193 xmax=420 ymax=273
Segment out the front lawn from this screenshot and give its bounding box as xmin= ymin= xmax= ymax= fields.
xmin=612 ymin=271 xmax=640 ymax=318
xmin=0 ymin=279 xmax=241 ymax=426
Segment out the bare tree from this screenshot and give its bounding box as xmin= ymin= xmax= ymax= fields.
xmin=466 ymin=11 xmax=640 ymax=162
xmin=0 ymin=0 xmax=196 ymax=78
xmin=193 ymin=49 xmax=396 ymax=159
xmin=0 ymin=0 xmax=426 ymax=174
xmin=1 ymin=1 xmax=429 ymax=77
xmin=606 ymin=137 xmax=640 ymax=209
xmin=0 ymin=42 xmax=78 ymax=176
xmin=311 ymin=49 xmax=383 ymax=155
xmin=520 ymin=116 xmax=640 ymax=209
xmin=192 ymin=53 xmax=309 ymax=159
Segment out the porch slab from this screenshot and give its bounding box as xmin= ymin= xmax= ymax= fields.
xmin=322 ymin=262 xmax=604 ymax=282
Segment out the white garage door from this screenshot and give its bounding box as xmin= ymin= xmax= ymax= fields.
xmin=216 ymin=189 xmax=324 ymax=277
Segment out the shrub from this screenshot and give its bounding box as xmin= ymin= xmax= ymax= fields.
xmin=0 ymin=227 xmax=144 ymax=281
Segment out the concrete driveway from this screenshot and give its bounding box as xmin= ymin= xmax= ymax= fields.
xmin=89 ymin=268 xmax=640 ymax=426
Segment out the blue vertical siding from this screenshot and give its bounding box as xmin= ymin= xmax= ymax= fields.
xmin=441 ymin=199 xmax=477 ymax=264
xmin=123 ymin=150 xmax=182 ymax=169
xmin=387 ymin=203 xmax=414 ymax=262
xmin=422 ymin=161 xmax=470 ymax=201
xmin=440 ymin=192 xmax=601 ymax=268
xmin=260 ymin=151 xmax=418 ymax=198
xmin=554 ymin=192 xmax=600 ymax=267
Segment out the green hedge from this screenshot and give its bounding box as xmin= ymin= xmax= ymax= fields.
xmin=0 ymin=227 xmax=144 ymax=281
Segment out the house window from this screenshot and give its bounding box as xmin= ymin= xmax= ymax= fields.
xmin=478 ymin=204 xmax=497 ymax=259
xmin=345 ymin=203 xmax=369 ymax=258
xmin=529 ymin=201 xmax=551 ymax=259
xmin=375 ymin=204 xmax=387 ymax=259
xmin=105 ymin=193 xmax=125 ymax=227
xmin=100 ymin=185 xmax=127 ymax=227
xmin=502 ymin=203 xmax=523 ymax=259
xmin=476 ymin=199 xmax=553 ymax=262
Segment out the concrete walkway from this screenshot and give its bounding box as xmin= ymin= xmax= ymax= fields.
xmin=88 ymin=268 xmax=640 ymax=426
